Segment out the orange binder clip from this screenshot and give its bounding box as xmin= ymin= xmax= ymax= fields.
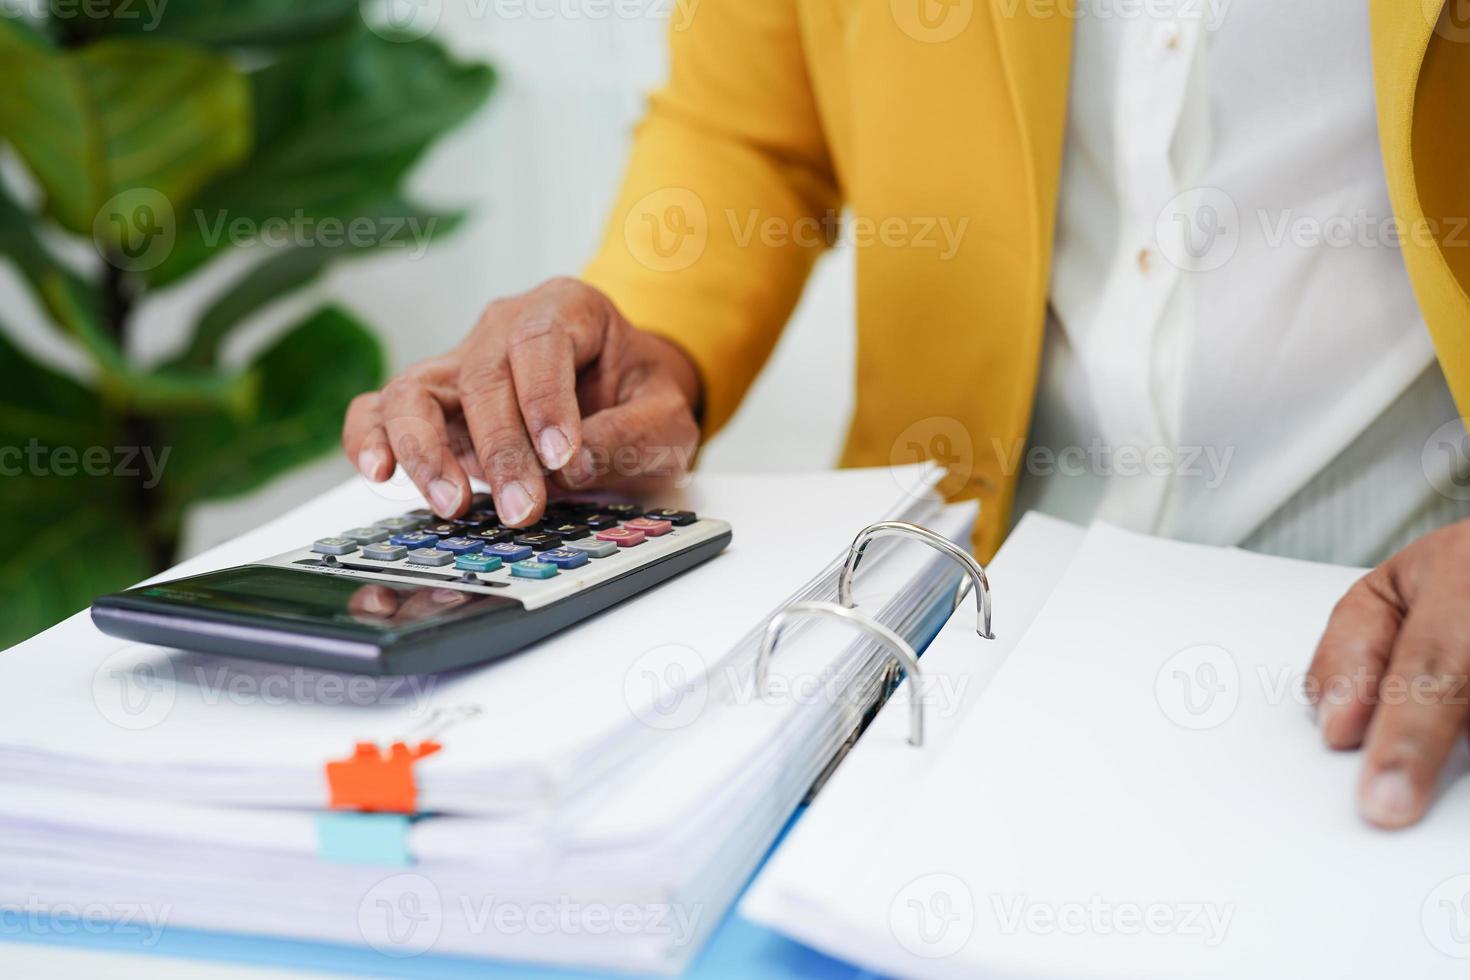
xmin=327 ymin=740 xmax=441 ymax=813
xmin=324 ymin=705 xmax=481 ymax=814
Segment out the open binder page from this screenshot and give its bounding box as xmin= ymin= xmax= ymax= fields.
xmin=742 ymin=513 xmax=1086 ymax=950
xmin=0 ymin=465 xmax=942 ymax=816
xmin=766 ymin=522 xmax=1470 ymax=980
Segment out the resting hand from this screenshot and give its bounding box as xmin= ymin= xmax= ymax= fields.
xmin=1309 ymin=519 xmax=1470 ymax=828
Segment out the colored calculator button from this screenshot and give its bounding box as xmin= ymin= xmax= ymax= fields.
xmin=342 ymin=526 xmax=391 ymax=545
xmin=455 ymin=553 xmax=503 ymax=573
xmin=568 ymin=539 xmax=618 ymax=558
xmin=510 ymin=559 xmax=558 ymax=579
xmin=537 ymin=548 xmax=589 ymax=570
xmin=390 ymin=531 xmax=439 ymax=548
xmin=407 ymin=548 xmax=454 ymax=567
xmin=644 ymin=508 xmax=697 ymax=526
xmin=595 ymin=527 xmax=646 ymax=548
xmin=624 ymin=518 xmax=673 ymax=537
xmin=312 ymin=537 xmax=358 ymax=556
xmin=435 ymin=536 xmax=485 ymax=555
xmin=547 ymin=523 xmax=590 ymax=541
xmin=362 ymin=543 xmax=409 ymax=562
xmin=374 ymin=517 xmax=421 ymax=532
xmin=514 ymin=532 xmax=562 ymax=551
xmin=484 ymin=542 xmax=533 ymax=562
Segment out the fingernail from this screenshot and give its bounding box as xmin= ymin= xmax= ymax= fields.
xmin=428 ymin=479 xmax=462 ymax=517
xmin=538 ymin=426 xmax=574 ymax=469
xmin=498 ymin=481 xmax=534 ymax=525
xmin=357 ymin=448 xmax=387 ymax=481
xmin=1359 ymin=769 xmax=1417 ymax=827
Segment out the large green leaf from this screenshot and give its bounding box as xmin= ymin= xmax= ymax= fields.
xmin=0 ymin=17 xmax=106 ymax=232
xmin=100 ymin=0 xmax=362 ymax=48
xmin=79 ymin=38 xmax=252 ymax=214
xmin=150 ymin=27 xmax=494 ymax=286
xmin=0 ymin=25 xmax=249 ymax=237
xmin=0 ymin=329 xmax=153 ymax=650
xmin=160 ymin=305 xmax=384 ymax=505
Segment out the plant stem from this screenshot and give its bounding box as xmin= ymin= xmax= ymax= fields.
xmin=103 ymin=261 xmax=177 ymax=572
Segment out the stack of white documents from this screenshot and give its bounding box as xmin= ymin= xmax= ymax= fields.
xmin=0 ymin=464 xmax=979 ymax=974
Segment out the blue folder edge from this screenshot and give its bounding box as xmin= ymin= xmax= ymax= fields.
xmin=2 ymin=584 xmax=955 ymax=979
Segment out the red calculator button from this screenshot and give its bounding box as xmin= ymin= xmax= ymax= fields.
xmin=624 ymin=518 xmax=673 ymax=537
xmin=595 ymin=527 xmax=646 ymax=547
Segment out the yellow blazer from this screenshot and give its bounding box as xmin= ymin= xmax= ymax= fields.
xmin=585 ymin=0 xmax=1470 ymax=557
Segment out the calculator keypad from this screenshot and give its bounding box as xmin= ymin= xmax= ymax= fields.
xmin=302 ymin=504 xmax=703 ymax=593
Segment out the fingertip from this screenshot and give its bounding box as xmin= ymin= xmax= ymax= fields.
xmin=495 ymin=480 xmax=537 ymax=526
xmin=428 ymin=478 xmax=466 ymax=518
xmin=357 ymin=447 xmax=390 ymax=482
xmin=537 ymin=425 xmax=575 ymax=470
xmin=1357 ymin=768 xmax=1423 ymax=829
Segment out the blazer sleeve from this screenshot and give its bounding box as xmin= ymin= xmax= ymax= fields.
xmin=582 ymin=0 xmax=841 ymax=436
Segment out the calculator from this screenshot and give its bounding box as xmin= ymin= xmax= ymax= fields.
xmin=91 ymin=497 xmax=733 ymax=675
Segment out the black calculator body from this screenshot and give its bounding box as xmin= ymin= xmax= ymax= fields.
xmin=91 ymin=500 xmax=732 ymax=675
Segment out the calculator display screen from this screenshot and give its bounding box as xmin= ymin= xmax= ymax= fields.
xmin=135 ymin=566 xmax=512 ymax=635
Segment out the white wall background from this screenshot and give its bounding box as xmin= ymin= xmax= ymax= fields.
xmin=5 ymin=3 xmax=857 ymax=558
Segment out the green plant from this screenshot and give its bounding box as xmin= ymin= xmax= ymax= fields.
xmin=0 ymin=3 xmax=495 ymax=648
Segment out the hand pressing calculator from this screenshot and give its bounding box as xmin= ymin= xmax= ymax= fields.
xmin=91 ymin=497 xmax=732 ymax=675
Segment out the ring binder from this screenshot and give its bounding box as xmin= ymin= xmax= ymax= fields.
xmin=757 ymin=600 xmax=927 ymax=746
xmin=838 ymin=521 xmax=995 ymax=640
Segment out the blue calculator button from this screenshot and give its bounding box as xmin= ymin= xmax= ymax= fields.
xmin=484 ymin=542 xmax=533 ymax=562
xmin=391 ymin=531 xmax=439 ymax=548
xmin=511 ymin=559 xmax=558 ymax=579
xmin=435 ymin=536 xmax=484 ymax=555
xmin=456 ymin=553 xmax=503 ymax=573
xmin=537 ymin=548 xmax=589 ymax=570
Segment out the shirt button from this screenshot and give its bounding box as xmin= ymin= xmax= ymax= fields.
xmin=1137 ymin=248 xmax=1153 ymax=274
xmin=1157 ymin=21 xmax=1182 ymax=51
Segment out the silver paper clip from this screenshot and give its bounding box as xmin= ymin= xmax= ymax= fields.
xmin=837 ymin=521 xmax=995 ymax=640
xmin=756 ymin=601 xmax=926 ymax=746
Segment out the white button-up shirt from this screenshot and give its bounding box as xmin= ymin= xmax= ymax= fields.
xmin=1018 ymin=0 xmax=1470 ymax=565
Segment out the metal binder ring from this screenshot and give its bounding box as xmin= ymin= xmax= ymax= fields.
xmin=838 ymin=521 xmax=995 ymax=640
xmin=756 ymin=601 xmax=926 ymax=746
